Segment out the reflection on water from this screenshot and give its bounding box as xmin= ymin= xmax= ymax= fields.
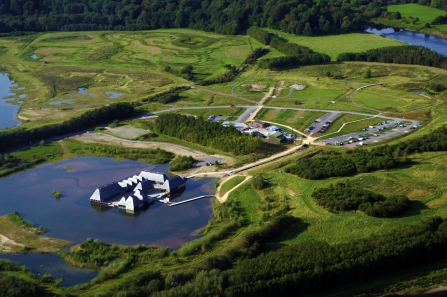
xmin=366 ymin=27 xmax=447 ymax=56
xmin=105 ymin=90 xmax=125 ymax=99
xmin=0 ymin=73 xmax=22 ymax=129
xmin=0 ymin=156 xmax=213 ymax=248
xmin=0 ymin=253 xmax=98 ymax=287
xmin=78 ymin=87 xmax=95 ymax=97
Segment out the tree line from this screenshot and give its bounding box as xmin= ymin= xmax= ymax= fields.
xmin=0 ymin=0 xmax=384 ymax=36
xmin=337 ymin=45 xmax=447 ymax=70
xmin=284 ymin=148 xmax=405 ymax=179
xmin=312 ymin=181 xmax=410 ymax=217
xmin=0 ymin=102 xmax=134 ymax=153
xmin=154 ymin=113 xmax=271 ymax=155
xmin=285 ymin=124 xmax=447 ymax=180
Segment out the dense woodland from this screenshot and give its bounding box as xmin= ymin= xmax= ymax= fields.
xmin=0 ymin=102 xmax=134 ymax=153
xmin=337 ymin=45 xmax=447 ymax=70
xmin=0 ymin=0 xmax=384 ymax=35
xmin=154 ymin=114 xmax=281 ymax=156
xmin=312 ymin=181 xmax=410 ymax=217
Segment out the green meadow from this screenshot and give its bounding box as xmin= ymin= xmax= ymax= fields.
xmin=264 ymin=28 xmax=404 ymax=60
xmin=387 ymin=4 xmax=447 ymax=25
xmin=255 ymin=109 xmax=325 ymax=131
xmin=373 ymin=4 xmax=447 ymax=35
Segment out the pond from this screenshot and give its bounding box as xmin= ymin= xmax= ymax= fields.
xmin=0 ymin=73 xmax=22 ymax=129
xmin=78 ymin=87 xmax=95 ymax=97
xmin=0 ymin=157 xmax=214 ymax=247
xmin=410 ymin=89 xmax=429 ymax=94
xmin=366 ymin=27 xmax=447 ymax=56
xmin=105 ymin=91 xmax=125 ymax=99
xmin=0 ymin=253 xmax=98 ymax=287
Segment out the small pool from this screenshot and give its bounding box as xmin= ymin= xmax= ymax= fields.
xmin=0 ymin=253 xmax=98 ymax=287
xmin=105 ymin=91 xmax=125 ymax=99
xmin=410 ymin=89 xmax=428 ymax=94
xmin=78 ymin=88 xmax=95 ymax=97
xmin=31 ymin=54 xmax=38 ymax=60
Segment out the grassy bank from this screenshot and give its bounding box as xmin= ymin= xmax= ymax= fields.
xmin=0 ymin=213 xmax=70 ymax=253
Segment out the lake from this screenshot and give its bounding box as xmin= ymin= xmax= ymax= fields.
xmin=366 ymin=27 xmax=447 ymax=56
xmin=0 ymin=157 xmax=214 ymax=247
xmin=0 ymin=73 xmax=22 ymax=129
xmin=0 ymin=156 xmax=214 ymax=285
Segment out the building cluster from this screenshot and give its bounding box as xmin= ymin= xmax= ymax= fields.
xmin=89 ymin=171 xmax=186 ymax=210
xmin=243 ymin=120 xmax=296 ymax=144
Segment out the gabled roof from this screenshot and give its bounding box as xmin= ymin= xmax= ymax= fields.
xmin=90 ymin=182 xmax=123 ymax=202
xmin=133 ymin=189 xmax=148 ymax=202
xmin=161 ymin=175 xmax=186 ymax=192
xmin=125 ymin=195 xmax=144 ymax=210
xmin=134 ymin=180 xmax=154 ymax=193
xmin=139 ymin=171 xmax=169 ymax=183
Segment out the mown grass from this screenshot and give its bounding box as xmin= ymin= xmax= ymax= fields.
xmin=256 ymin=109 xmax=324 ymax=131
xmin=264 ymin=28 xmax=404 ymax=60
xmin=219 ymin=176 xmax=246 ymax=196
xmin=319 ymin=114 xmax=379 ymax=136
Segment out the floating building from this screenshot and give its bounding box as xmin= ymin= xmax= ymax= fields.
xmin=90 ymin=170 xmax=186 ymax=210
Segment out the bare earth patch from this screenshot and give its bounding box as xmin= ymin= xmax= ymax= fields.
xmin=107 ymin=125 xmax=149 ymax=139
xmin=251 ymin=83 xmax=266 ymax=89
xmin=73 ymin=133 xmax=236 ymax=167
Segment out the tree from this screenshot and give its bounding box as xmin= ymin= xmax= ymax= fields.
xmin=364 ymin=67 xmax=372 ymax=78
xmin=252 ymin=174 xmax=265 ymax=190
xmin=40 ymin=139 xmax=45 ymax=146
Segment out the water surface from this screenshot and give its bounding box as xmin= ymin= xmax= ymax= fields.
xmin=0 ymin=73 xmax=22 ymax=129
xmin=105 ymin=91 xmax=125 ymax=99
xmin=366 ymin=27 xmax=447 ymax=56
xmin=78 ymin=87 xmax=95 ymax=97
xmin=0 ymin=253 xmax=98 ymax=287
xmin=0 ymin=157 xmax=213 ymax=248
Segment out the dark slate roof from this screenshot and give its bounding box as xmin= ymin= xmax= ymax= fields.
xmin=134 ymin=180 xmax=154 ymax=193
xmin=139 ymin=171 xmax=169 ymax=183
xmin=90 ymin=182 xmax=123 ymax=202
xmin=162 ymin=175 xmax=186 ymax=192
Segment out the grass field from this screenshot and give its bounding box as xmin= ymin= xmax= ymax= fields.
xmin=264 ymin=28 xmax=404 ymax=60
xmin=219 ymin=176 xmax=246 ymax=197
xmin=239 ymin=148 xmax=447 ymax=247
xmin=352 ymin=85 xmax=436 ymax=112
xmin=318 ymin=114 xmax=377 ymax=135
xmin=373 ymin=4 xmax=447 ymax=35
xmin=0 ymin=29 xmax=256 ymax=124
xmin=255 ymin=109 xmax=324 ymax=131
xmin=387 ymin=4 xmax=447 ymax=25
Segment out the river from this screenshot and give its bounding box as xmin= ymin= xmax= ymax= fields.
xmin=366 ymin=27 xmax=447 ymax=56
